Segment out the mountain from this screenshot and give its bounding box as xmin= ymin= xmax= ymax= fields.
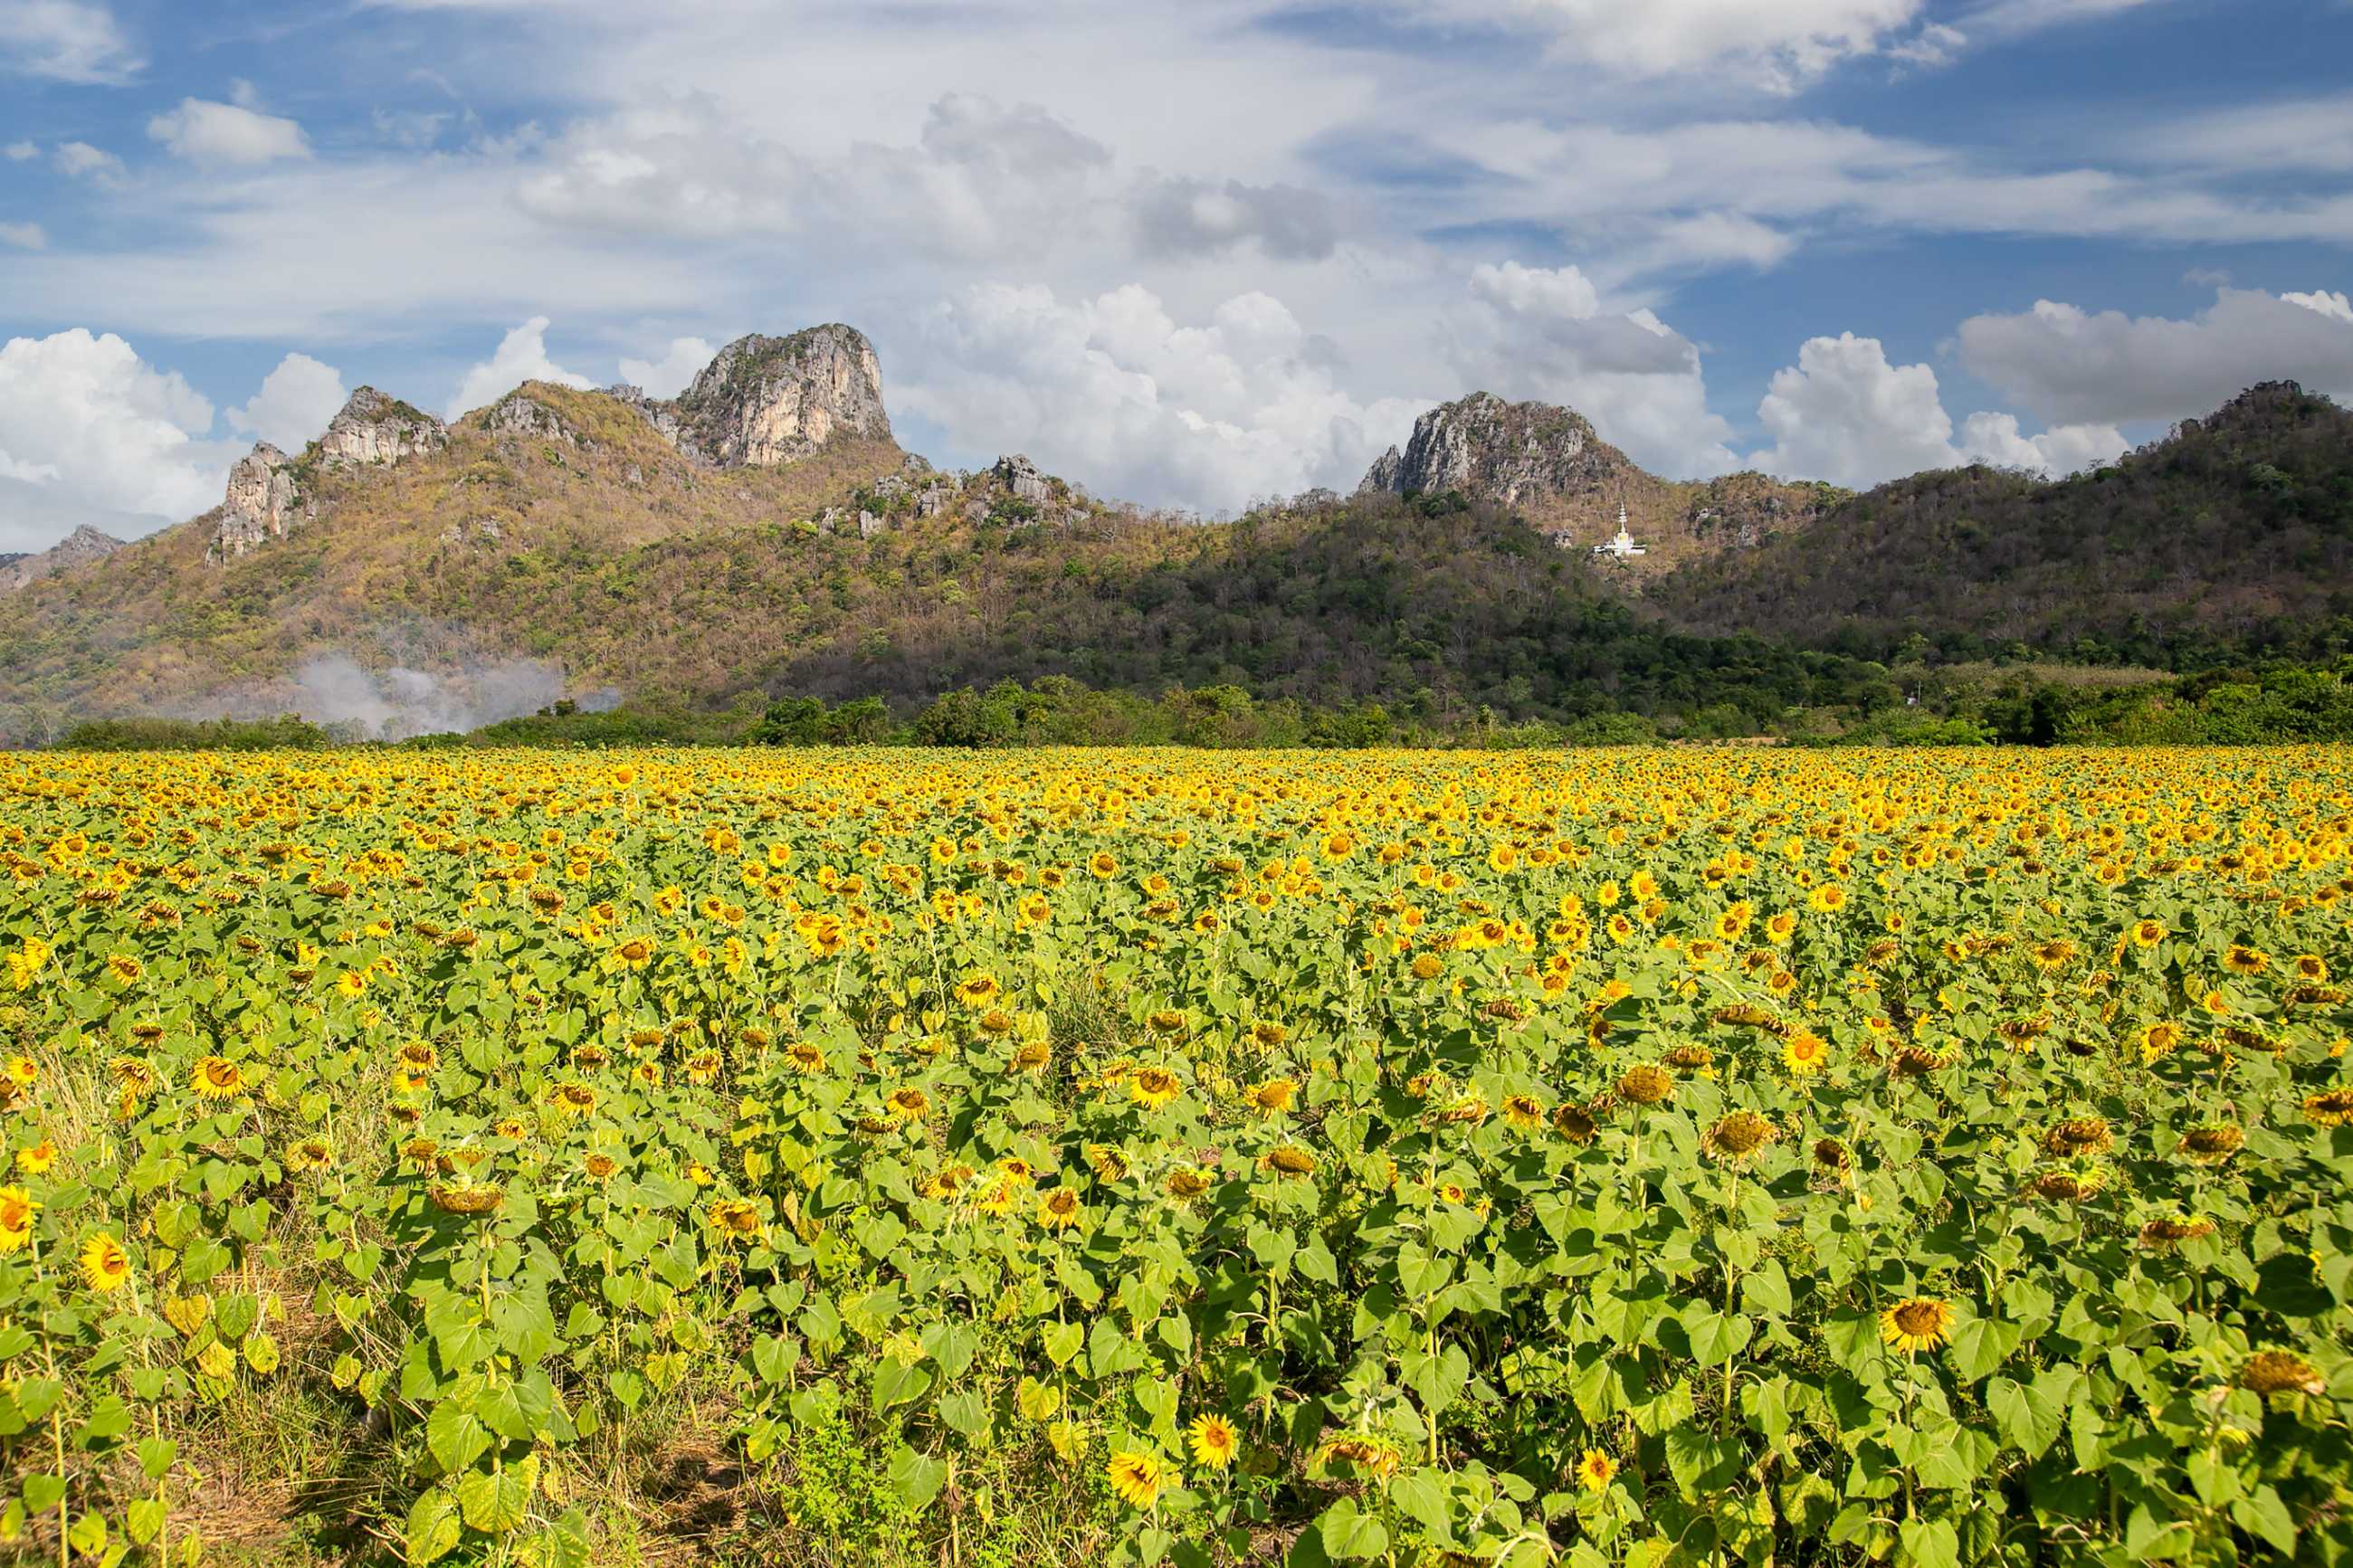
xmin=1358 ymin=392 xmax=1845 ymax=567
xmin=0 ymin=525 xmax=123 ymax=593
xmin=0 ymin=328 xmax=2347 ymax=743
xmin=1650 ymin=381 xmax=2353 ymax=662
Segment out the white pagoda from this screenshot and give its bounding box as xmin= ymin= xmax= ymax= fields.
xmin=1590 ymin=502 xmax=1646 ymax=560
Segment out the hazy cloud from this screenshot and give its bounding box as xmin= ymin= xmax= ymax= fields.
xmin=148 ymin=99 xmax=313 ymax=166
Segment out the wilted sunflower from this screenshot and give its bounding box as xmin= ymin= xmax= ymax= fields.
xmin=2241 ymin=1351 xmax=2327 ymax=1397
xmin=284 ymin=1137 xmax=332 ymax=1174
xmin=1037 ymin=1187 xmax=1086 ymax=1231
xmin=1315 ymin=1435 xmax=1400 ymax=1479
xmin=708 ymin=1199 xmax=762 ymax=1239
xmin=1105 ymin=1449 xmax=1170 ymax=1508
xmin=1262 ymin=1145 xmax=1317 ymax=1177
xmin=2179 ymin=1126 xmax=2244 ymax=1163
xmin=1664 ymin=1043 xmax=1714 ymax=1073
xmin=428 ymin=1183 xmax=504 ymax=1217
xmin=1501 ymin=1093 xmax=1543 ymax=1130
xmin=1879 ymin=1297 xmax=1954 ymax=1354
xmin=1166 ymin=1167 xmax=1214 ymax=1199
xmin=1552 ymin=1103 xmax=1597 ymax=1145
xmin=2138 ymin=1213 xmax=2216 ymax=1248
xmin=548 ymin=1082 xmax=597 ymax=1117
xmin=1615 ymin=1065 xmax=1673 ymax=1106
xmin=1702 ymin=1111 xmax=1780 ymax=1163
xmin=2043 ymin=1117 xmax=2113 ymax=1155
xmin=582 ymin=1152 xmax=618 ymax=1181
xmin=1812 ymin=1137 xmax=1853 ymax=1178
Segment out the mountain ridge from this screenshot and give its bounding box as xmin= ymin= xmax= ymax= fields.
xmin=0 ymin=322 xmax=2343 ymax=741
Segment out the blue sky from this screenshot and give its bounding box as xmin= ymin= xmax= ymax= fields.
xmin=2 ymin=0 xmax=2350 ymax=549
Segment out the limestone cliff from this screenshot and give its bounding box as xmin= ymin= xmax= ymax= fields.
xmin=318 ymin=387 xmax=449 ymax=468
xmin=662 ymin=326 xmax=891 ymax=468
xmin=214 ymin=442 xmax=306 ymax=560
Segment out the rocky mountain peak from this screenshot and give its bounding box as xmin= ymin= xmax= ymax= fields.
xmin=214 ymin=442 xmax=307 ymax=560
xmin=667 ymin=324 xmax=891 ymax=468
xmin=318 ymin=387 xmax=449 ymax=469
xmin=1358 ymin=392 xmax=1617 ymax=510
xmin=0 ymin=523 xmax=123 ymax=593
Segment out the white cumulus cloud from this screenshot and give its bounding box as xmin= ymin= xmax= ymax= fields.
xmin=1749 ymin=331 xmax=2124 ymax=487
xmin=448 ymin=317 xmax=594 ymax=417
xmin=226 ymin=353 xmax=349 ymax=451
xmin=1957 ymin=287 xmax=2353 ymax=424
xmin=898 ymin=281 xmax=1421 ymax=515
xmin=148 ymin=98 xmax=313 ymax=166
xmin=0 ymin=222 xmax=45 ymax=250
xmin=0 ymin=328 xmax=233 ymax=522
xmin=1448 ymin=261 xmax=1738 ymax=477
xmin=616 ymin=336 xmax=716 ymax=399
xmin=52 ymin=141 xmax=124 ymax=184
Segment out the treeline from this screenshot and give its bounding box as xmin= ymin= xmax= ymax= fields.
xmin=58 ymin=714 xmax=339 ymax=751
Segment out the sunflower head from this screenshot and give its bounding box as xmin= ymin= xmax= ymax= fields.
xmin=1615 ymin=1065 xmax=1673 ymax=1107
xmin=1702 ymin=1111 xmax=1779 ymax=1162
xmin=2241 ymin=1350 xmax=2327 ymax=1397
xmin=1187 ymin=1413 xmax=1239 ymax=1470
xmin=1879 ymin=1297 xmax=1954 ymax=1354
xmin=1104 ymin=1449 xmax=1170 ymax=1508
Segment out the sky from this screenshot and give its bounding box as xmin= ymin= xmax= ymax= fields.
xmin=2 ymin=0 xmax=2351 ymax=552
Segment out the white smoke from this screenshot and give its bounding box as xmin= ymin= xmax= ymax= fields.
xmin=285 ymin=653 xmax=570 ymax=738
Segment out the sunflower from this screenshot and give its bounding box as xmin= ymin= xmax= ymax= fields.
xmin=2303 ymin=1089 xmax=2353 ymax=1127
xmin=1879 ymin=1297 xmax=1954 ymax=1354
xmin=709 ymin=1199 xmax=763 ymax=1239
xmin=1701 ymin=1111 xmax=1779 ymax=1163
xmin=2241 ymin=1351 xmax=2327 ymax=1397
xmin=1615 ymin=1065 xmax=1673 ymax=1106
xmin=1246 ymin=1077 xmax=1300 ymax=1115
xmin=1552 ymin=1103 xmax=1597 ymax=1144
xmin=1129 ymin=1066 xmax=1183 ymax=1110
xmin=1105 ymin=1449 xmax=1171 ymax=1508
xmin=548 ymin=1082 xmax=597 ymax=1117
xmin=2179 ymin=1126 xmax=2244 ymax=1163
xmin=190 ymin=1055 xmax=245 ymax=1099
xmin=2128 ymin=918 xmax=2167 ymax=948
xmin=14 ymin=1139 xmax=55 ymax=1175
xmin=2138 ymin=1214 xmax=2216 ymax=1248
xmin=886 ymin=1086 xmax=932 ymax=1121
xmin=284 ymin=1138 xmax=332 ymax=1174
xmin=1187 ymin=1413 xmax=1239 ymax=1470
xmin=0 ymin=1184 xmax=38 ymax=1251
xmin=1085 ymin=1145 xmax=1129 ymax=1182
xmin=956 ymin=972 xmax=1002 ymax=1007
xmin=2042 ymin=1117 xmax=2112 ymax=1155
xmin=1576 ymin=1449 xmax=1616 ymax=1495
xmin=1782 ymin=1030 xmax=1830 ymax=1075
xmin=79 ymin=1232 xmax=131 ymax=1293
xmin=1262 ymin=1145 xmax=1317 ymax=1177
xmin=1037 ymin=1187 xmax=1086 ymax=1231
xmin=1501 ymin=1093 xmax=1543 ymax=1130
xmin=1166 ymin=1168 xmax=1214 ymax=1199
xmin=1409 ymin=953 xmax=1446 ymax=982
xmin=2223 ymin=944 xmax=2270 ymax=974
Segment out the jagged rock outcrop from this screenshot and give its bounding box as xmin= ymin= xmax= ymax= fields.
xmin=0 ymin=525 xmax=122 ymax=592
xmin=1358 ymin=393 xmax=1627 ymax=511
xmin=318 ymin=387 xmax=448 ymax=468
xmin=665 ymin=325 xmax=891 ymax=468
xmin=487 ymin=390 xmax=588 ymax=448
xmin=1358 ymin=391 xmax=1837 ymax=565
xmin=214 ymin=442 xmax=306 ymax=559
xmin=994 ymin=454 xmax=1053 ymax=508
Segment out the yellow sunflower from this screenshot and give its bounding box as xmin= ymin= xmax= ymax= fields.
xmin=80 ymin=1232 xmax=131 ymax=1293
xmin=1879 ymin=1297 xmax=1954 ymax=1354
xmin=1187 ymin=1413 xmax=1239 ymax=1470
xmin=1105 ymin=1450 xmax=1172 ymax=1508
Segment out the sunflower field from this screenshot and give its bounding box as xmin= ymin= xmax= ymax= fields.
xmin=0 ymin=745 xmax=2349 ymax=1568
